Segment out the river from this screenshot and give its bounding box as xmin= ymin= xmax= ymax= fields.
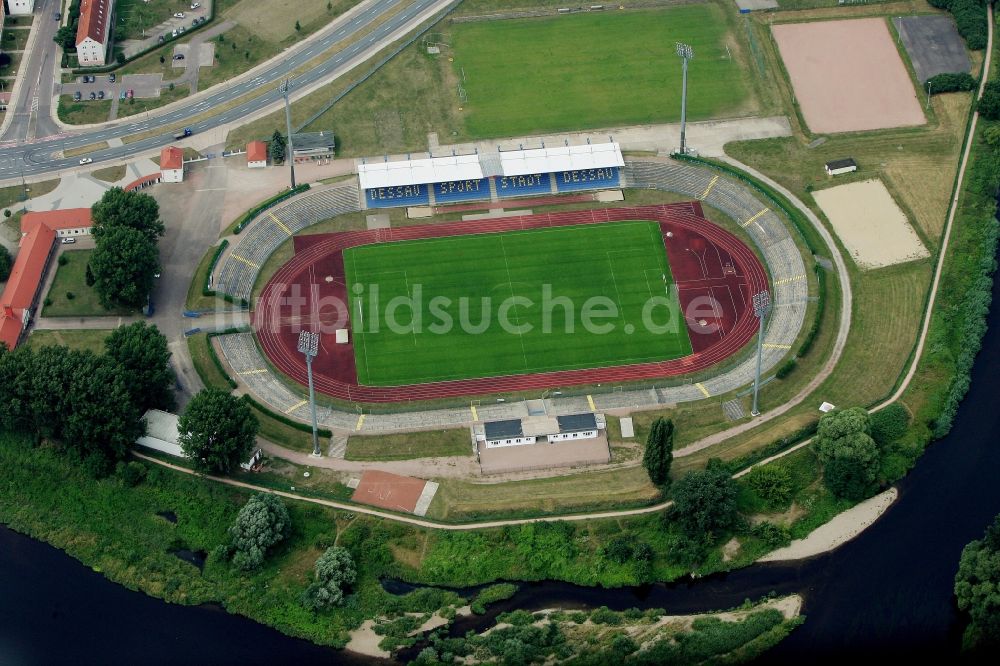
xmin=3 ymin=265 xmax=999 ymax=664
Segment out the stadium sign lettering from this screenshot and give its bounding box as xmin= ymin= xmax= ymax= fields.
xmin=498 ymin=174 xmax=545 ymax=189
xmin=561 ymin=168 xmax=616 ymax=183
xmin=436 ymin=179 xmax=484 ymax=194
xmin=367 ymin=184 xmax=425 ymax=200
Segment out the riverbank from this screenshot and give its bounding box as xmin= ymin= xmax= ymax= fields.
xmin=758 ymin=488 xmax=898 ymax=562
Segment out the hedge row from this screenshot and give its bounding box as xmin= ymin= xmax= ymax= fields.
xmin=927 ymin=72 xmax=978 ymax=93
xmin=725 ymin=420 xmax=820 ymax=474
xmin=240 ymin=394 xmax=334 ymax=439
xmin=202 ymin=240 xmax=229 ymax=297
xmin=797 ymin=264 xmax=826 ymax=358
xmin=928 ymin=0 xmax=988 ymax=51
xmin=204 ymin=331 xmax=239 ymax=390
xmin=231 ymin=184 xmax=311 ymax=234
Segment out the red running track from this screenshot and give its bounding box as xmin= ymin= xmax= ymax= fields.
xmin=253 ymin=203 xmax=768 ymax=403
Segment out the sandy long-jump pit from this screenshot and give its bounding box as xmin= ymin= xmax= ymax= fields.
xmin=812 ymin=179 xmax=929 ymax=270
xmin=772 ymin=18 xmax=925 ymax=133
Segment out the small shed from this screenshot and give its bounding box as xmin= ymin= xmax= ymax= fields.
xmin=825 ymin=158 xmax=858 ymax=176
xmin=247 ymin=141 xmax=268 ymax=169
xmin=291 ymin=130 xmax=336 ymax=160
xmin=160 ymin=147 xmax=184 ymax=183
xmin=136 ymin=409 xmax=188 ymax=457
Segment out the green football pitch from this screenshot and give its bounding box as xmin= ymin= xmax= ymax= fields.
xmin=450 ymin=4 xmax=752 ymax=138
xmin=344 ymin=222 xmax=692 ymax=386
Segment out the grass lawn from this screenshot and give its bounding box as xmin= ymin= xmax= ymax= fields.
xmin=117 ymin=84 xmax=191 ymax=119
xmin=116 ymin=0 xmax=193 ymax=41
xmin=345 ymin=429 xmax=471 ymax=461
xmin=90 ymin=165 xmax=126 ymax=183
xmin=451 ymin=4 xmax=751 ymax=138
xmin=1 ymin=179 xmax=58 ymax=211
xmin=186 ymin=244 xmax=225 ymax=311
xmin=58 ymin=97 xmax=112 ymax=125
xmin=187 ymin=333 xmax=233 ymax=390
xmin=0 ymin=52 xmax=21 ymax=78
xmin=223 ymin=0 xmax=363 ymax=45
xmin=2 ymin=26 xmax=30 ymax=51
xmin=24 ymin=329 xmax=112 ymax=354
xmin=43 ymin=250 xmax=132 ymax=317
xmin=345 ymin=221 xmax=690 ymax=386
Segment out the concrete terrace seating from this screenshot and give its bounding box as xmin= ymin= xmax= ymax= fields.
xmin=216 ymin=183 xmax=361 ymax=302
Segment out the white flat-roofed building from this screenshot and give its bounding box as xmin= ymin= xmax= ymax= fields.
xmin=136 ymin=409 xmax=188 ymax=458
xmin=7 ymin=0 xmax=35 ymax=15
xmin=479 ymin=413 xmax=604 ymax=449
xmin=498 ymin=141 xmax=624 ymax=177
xmin=358 ymin=152 xmax=484 ymax=190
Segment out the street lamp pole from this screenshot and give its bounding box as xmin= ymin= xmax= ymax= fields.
xmin=279 ymin=79 xmax=296 ymax=189
xmin=750 ymin=290 xmax=771 ymax=417
xmin=676 ymin=43 xmax=694 ymax=155
xmin=297 ymin=330 xmax=321 ymax=457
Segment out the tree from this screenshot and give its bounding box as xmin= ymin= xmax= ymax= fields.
xmin=868 ymin=404 xmax=910 ymax=446
xmin=178 ymin=389 xmax=259 ymax=474
xmin=984 ymin=125 xmax=1000 ymax=148
xmin=295 ymin=20 xmax=301 ymax=32
xmin=814 ymin=407 xmax=881 ymax=500
xmin=228 ymin=493 xmax=291 ymax=571
xmin=955 ymin=514 xmax=1000 ymax=646
xmin=642 ymin=417 xmax=674 ymax=486
xmin=746 ymin=464 xmax=793 ymax=510
xmin=54 ymin=25 xmax=76 ymax=51
xmin=0 ymin=245 xmax=12 ymax=282
xmin=670 ymin=460 xmax=739 ymax=538
xmin=104 ymin=322 xmax=175 ymax=412
xmin=926 ymin=72 xmax=977 ymax=94
xmin=269 ymin=130 xmax=287 ymax=164
xmin=91 ymin=187 xmax=164 ymax=242
xmin=978 ymin=81 xmax=1000 ymax=120
xmin=301 ymin=547 xmax=357 ymax=610
xmin=62 ymin=352 xmax=144 ymax=462
xmin=85 ymin=262 xmax=95 ymax=287
xmin=90 ymin=226 xmax=159 ymax=308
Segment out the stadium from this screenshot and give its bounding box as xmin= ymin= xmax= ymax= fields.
xmin=240 ymin=142 xmax=793 ymax=406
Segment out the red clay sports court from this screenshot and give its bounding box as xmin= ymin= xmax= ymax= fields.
xmin=253 ymin=203 xmax=768 ymax=402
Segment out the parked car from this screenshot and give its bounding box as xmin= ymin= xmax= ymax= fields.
xmin=178 ymin=26 xmax=186 ymax=34
xmin=127 ymin=89 xmax=134 ymax=99
xmin=89 ymin=91 xmax=96 ymax=100
xmin=120 ymin=89 xmax=127 ymax=100
xmin=190 ymin=2 xmax=201 ymax=9
xmin=78 ymin=158 xmax=93 ymax=165
xmin=171 ymin=29 xmax=178 ymax=38
xmin=172 ymin=53 xmax=185 ymax=61
xmin=173 ymin=12 xmax=185 ymax=19
xmin=54 ymin=12 xmax=61 ymax=21
xmin=86 ymin=75 xmax=95 ymax=83
xmin=73 ymin=91 xmax=81 ymax=101
xmin=61 ymin=237 xmax=76 ymax=244
xmin=108 ymin=73 xmax=116 ymax=83
xmin=158 ymin=35 xmax=165 ymax=43
xmin=97 ymin=90 xmax=105 ymax=100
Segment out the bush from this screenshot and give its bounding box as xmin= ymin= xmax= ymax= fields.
xmin=751 ymin=522 xmax=791 ymax=549
xmin=601 ymin=535 xmax=635 ymax=564
xmin=301 ymin=546 xmax=356 ymax=611
xmin=775 ymin=358 xmax=796 ymax=379
xmin=746 ymin=464 xmax=793 ymax=510
xmin=927 ymin=72 xmax=977 ymax=93
xmin=869 ymin=404 xmax=910 ymax=446
xmin=58 ymin=255 xmax=69 ymax=266
xmin=43 ymin=298 xmax=53 ymax=307
xmin=589 ymin=606 xmax=622 ymax=625
xmin=979 ymin=81 xmax=1000 ymax=120
xmin=65 ymin=292 xmax=75 ymax=300
xmin=116 ymin=460 xmax=147 ymax=487
xmin=228 ymin=493 xmax=291 ymax=571
xmin=669 ymin=460 xmax=740 ymax=538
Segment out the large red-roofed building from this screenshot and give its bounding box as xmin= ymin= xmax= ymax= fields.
xmin=0 ymin=209 xmax=94 ymax=350
xmin=76 ymin=0 xmax=113 ymax=67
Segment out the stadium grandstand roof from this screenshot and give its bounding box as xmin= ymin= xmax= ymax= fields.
xmin=358 ymin=153 xmax=483 ymax=189
xmin=499 ymin=142 xmax=624 ymax=177
xmin=76 ymin=0 xmax=111 ymax=45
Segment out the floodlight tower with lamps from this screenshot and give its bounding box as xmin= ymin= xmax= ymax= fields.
xmin=676 ymin=42 xmax=694 ymax=155
xmin=297 ymin=330 xmax=321 ymax=457
xmin=750 ymin=290 xmax=771 ymax=417
xmin=279 ymin=79 xmax=297 ymax=189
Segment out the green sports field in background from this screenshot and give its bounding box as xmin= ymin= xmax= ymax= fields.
xmin=344 ymin=222 xmax=692 ymax=386
xmin=450 ymin=4 xmax=750 ymax=138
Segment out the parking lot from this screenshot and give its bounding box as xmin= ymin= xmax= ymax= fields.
xmin=120 ymin=2 xmax=213 ymax=59
xmin=60 ymin=73 xmax=163 ymax=102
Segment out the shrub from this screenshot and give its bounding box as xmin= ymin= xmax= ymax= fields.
xmin=65 ymin=292 xmax=75 ymax=300
xmin=116 ymin=460 xmax=147 ymax=487
xmin=590 ymin=606 xmax=622 ymax=625
xmin=746 ymin=464 xmax=793 ymax=510
xmin=228 ymin=493 xmax=291 ymax=571
xmin=43 ymin=298 xmax=52 ymax=307
xmin=869 ymin=404 xmax=910 ymax=446
xmin=751 ymin=522 xmax=791 ymax=549
xmin=58 ymin=254 xmax=69 ymax=266
xmin=927 ymin=72 xmax=978 ymax=93
xmin=602 ymin=535 xmax=636 ymax=564
xmin=978 ymin=81 xmax=1000 ymax=120
xmin=301 ymin=546 xmax=356 ymax=610
xmin=775 ymin=358 xmax=796 ymax=379
xmin=0 ymin=246 xmax=12 ymax=282
xmin=669 ymin=460 xmax=740 ymax=538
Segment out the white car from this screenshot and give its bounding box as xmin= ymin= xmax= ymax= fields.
xmin=173 ymin=12 xmax=185 ymax=19
xmin=190 ymin=2 xmax=201 ymax=9
xmin=78 ymin=157 xmax=93 ymax=165
xmin=61 ymin=237 xmax=76 ymax=244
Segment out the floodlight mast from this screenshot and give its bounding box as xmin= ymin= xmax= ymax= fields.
xmin=750 ymin=291 xmax=771 ymax=417
xmin=279 ymin=79 xmax=297 ymax=189
xmin=297 ymin=330 xmax=321 ymax=456
xmin=676 ymin=43 xmax=694 ymax=155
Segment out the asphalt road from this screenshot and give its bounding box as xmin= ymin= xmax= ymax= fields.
xmin=3 ymin=0 xmax=62 ymax=143
xmin=0 ymin=0 xmax=446 ymax=180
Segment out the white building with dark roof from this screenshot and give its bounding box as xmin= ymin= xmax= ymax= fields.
xmin=479 ymin=413 xmax=603 ymax=449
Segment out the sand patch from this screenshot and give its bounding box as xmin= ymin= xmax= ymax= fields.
xmin=813 ymin=179 xmax=929 ymax=269
xmin=758 ymin=488 xmax=898 ymax=562
xmin=773 ymin=18 xmax=924 ymax=133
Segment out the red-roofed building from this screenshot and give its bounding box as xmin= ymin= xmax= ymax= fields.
xmin=76 ymin=0 xmax=113 ymax=67
xmin=0 ymin=209 xmax=94 ymax=350
xmin=160 ymin=147 xmax=184 ymax=183
xmin=247 ymin=141 xmax=268 ymax=169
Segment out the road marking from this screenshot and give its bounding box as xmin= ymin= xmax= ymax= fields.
xmin=239 ymin=368 xmax=268 ymax=375
xmin=470 ymin=404 xmax=478 ymax=421
xmin=699 ymin=175 xmax=719 ymax=200
xmin=195 ymin=188 xmax=227 ymax=191
xmin=763 ymin=343 xmax=792 ymax=349
xmin=695 ymin=382 xmax=711 ymax=398
xmin=270 ymin=212 xmax=291 ymax=235
xmin=356 ymin=413 xmax=365 ymax=431
xmin=774 ymin=274 xmax=806 ymax=286
xmin=232 ymin=254 xmax=258 ymax=269
xmin=285 ymin=400 xmax=307 ymax=414
xmin=741 ymin=208 xmax=769 ymax=227
xmin=587 ymin=394 xmax=596 ymax=411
